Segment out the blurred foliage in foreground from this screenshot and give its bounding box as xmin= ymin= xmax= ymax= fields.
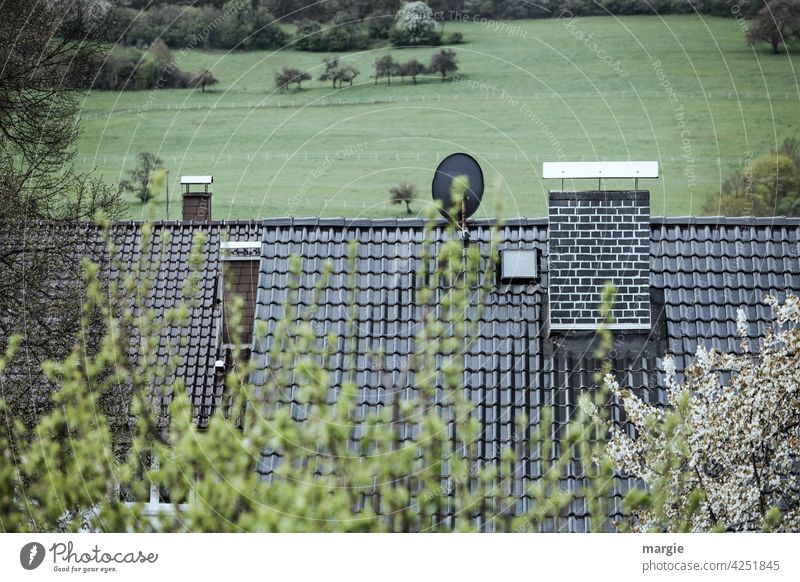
xmin=0 ymin=217 xmax=798 ymax=532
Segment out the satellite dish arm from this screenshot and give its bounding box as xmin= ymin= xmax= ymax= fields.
xmin=461 ymin=195 xmax=470 ymax=248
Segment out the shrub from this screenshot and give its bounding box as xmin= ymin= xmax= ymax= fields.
xmin=446 ymin=31 xmax=463 ymax=44
xmin=5 ymin=219 xmax=796 ymax=532
xmin=294 ymin=12 xmax=370 ymax=52
xmin=0 ymin=214 xmax=617 ymax=532
xmin=390 ymin=1 xmax=442 ymax=46
xmin=92 ymin=41 xmax=208 ymax=92
xmin=703 ymin=138 xmax=800 ymax=216
xmin=90 ymin=46 xmax=141 ymax=91
xmin=139 ymin=39 xmax=191 ymax=89
xmin=190 ymin=70 xmax=219 ymax=92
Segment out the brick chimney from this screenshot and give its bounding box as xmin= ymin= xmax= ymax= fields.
xmin=548 ymin=190 xmax=651 ymax=330
xmin=180 ymin=175 xmax=213 ymax=223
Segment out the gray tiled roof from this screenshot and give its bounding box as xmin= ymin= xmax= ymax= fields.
xmin=105 ymin=214 xmax=798 ymax=443
xmin=652 ymin=217 xmax=800 ymax=370
xmin=105 ymin=221 xmax=261 ymax=425
xmin=4 ymin=215 xmax=799 ymax=530
xmin=249 ymin=216 xmax=800 ymax=531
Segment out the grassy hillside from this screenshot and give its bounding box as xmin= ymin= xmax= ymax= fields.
xmin=75 ymin=15 xmax=800 ymax=220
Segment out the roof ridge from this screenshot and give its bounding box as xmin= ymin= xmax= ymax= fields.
xmin=11 ymin=216 xmax=800 ymax=230
xmin=258 ymin=216 xmax=551 ymax=227
xmin=118 ymin=219 xmax=263 ymax=226
xmin=651 ymin=216 xmax=800 ymax=226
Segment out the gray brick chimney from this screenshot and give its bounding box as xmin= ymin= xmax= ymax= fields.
xmin=548 ymin=190 xmax=651 ymax=330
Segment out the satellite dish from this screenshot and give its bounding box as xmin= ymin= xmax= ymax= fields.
xmin=431 ymin=153 xmax=484 ymax=222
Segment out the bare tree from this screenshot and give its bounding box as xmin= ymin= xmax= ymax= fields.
xmin=120 ymin=153 xmax=163 ymax=204
xmin=0 ymin=1 xmax=125 ymax=439
xmin=373 ymin=54 xmax=398 ymax=85
xmin=390 ymin=182 xmax=417 ymax=214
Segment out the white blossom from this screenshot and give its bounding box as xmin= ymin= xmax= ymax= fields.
xmin=661 ymin=354 xmax=676 ymax=380
xmin=395 ymin=2 xmax=437 ymax=36
xmin=600 ymin=294 xmax=800 ymax=532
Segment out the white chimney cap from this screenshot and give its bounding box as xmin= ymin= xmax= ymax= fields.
xmin=180 ymin=175 xmax=214 ymax=185
xmin=542 ymin=161 xmax=658 ymax=179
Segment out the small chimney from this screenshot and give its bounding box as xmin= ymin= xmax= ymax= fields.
xmin=548 ymin=189 xmax=651 ymax=330
xmin=219 ymin=241 xmax=261 ymax=347
xmin=180 ymin=175 xmax=213 ymax=223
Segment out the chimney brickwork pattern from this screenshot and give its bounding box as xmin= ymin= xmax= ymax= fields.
xmin=183 ymin=192 xmax=212 ymax=223
xmin=222 ymin=260 xmax=259 ymax=345
xmin=548 ymin=190 xmax=651 ymax=330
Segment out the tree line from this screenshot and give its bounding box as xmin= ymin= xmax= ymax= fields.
xmin=275 ymin=48 xmax=458 ymax=91
xmin=100 ymin=0 xmax=455 ymax=53
xmin=109 ymin=1 xmax=768 ymax=24
xmin=104 ymin=0 xmax=289 ymax=51
xmin=91 ymin=40 xmax=218 ymax=92
xmin=74 ymin=1 xmax=799 ymax=56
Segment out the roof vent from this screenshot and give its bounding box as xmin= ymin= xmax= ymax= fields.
xmin=181 ymin=175 xmax=213 ymax=223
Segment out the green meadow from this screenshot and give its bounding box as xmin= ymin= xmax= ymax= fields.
xmin=75 ymin=15 xmax=800 ymax=220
